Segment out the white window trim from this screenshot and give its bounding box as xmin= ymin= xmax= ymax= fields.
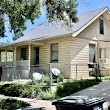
xmin=50 ymin=43 xmax=59 ymax=63
xmin=99 ymin=18 xmax=104 ymax=35
xmin=89 ymin=43 xmax=96 ymax=63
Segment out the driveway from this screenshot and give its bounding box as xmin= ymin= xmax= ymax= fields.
xmin=72 ymin=80 xmax=110 ymax=109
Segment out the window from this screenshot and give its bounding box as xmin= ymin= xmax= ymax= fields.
xmin=99 ymin=19 xmax=104 ymax=34
xmin=89 ymin=44 xmax=96 ymax=63
xmin=35 ymin=47 xmax=39 ymax=64
xmin=51 ymin=43 xmax=58 ymax=62
xmin=21 ymin=48 xmax=26 ymax=60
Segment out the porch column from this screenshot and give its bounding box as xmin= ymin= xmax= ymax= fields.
xmin=13 ymin=47 xmax=16 ymax=67
xmin=28 ymin=44 xmax=31 ymax=70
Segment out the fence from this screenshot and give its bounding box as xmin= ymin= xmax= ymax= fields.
xmin=0 ymin=63 xmax=101 ymax=86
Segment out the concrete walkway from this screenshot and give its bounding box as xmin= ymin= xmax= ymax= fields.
xmin=6 ymin=80 xmax=110 ymax=110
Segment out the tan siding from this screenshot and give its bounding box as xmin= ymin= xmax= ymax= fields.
xmin=77 ymin=15 xmax=110 ymax=41
xmin=41 ymin=36 xmax=72 ymax=78
xmin=70 ymin=38 xmax=90 ymax=79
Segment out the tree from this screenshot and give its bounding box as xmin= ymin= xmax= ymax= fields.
xmin=0 ymin=0 xmax=78 ymax=40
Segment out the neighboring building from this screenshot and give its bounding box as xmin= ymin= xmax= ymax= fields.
xmin=1 ymin=7 xmax=110 ymax=80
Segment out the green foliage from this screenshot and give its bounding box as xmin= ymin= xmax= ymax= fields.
xmin=46 ymin=0 xmax=78 ymax=25
xmin=52 ymin=74 xmax=64 ymax=83
xmin=57 ymin=74 xmax=64 ymax=82
xmin=101 ymin=76 xmax=110 ymax=80
xmin=0 ymin=18 xmax=5 ymax=37
xmin=56 ymin=79 xmax=98 ymax=98
xmin=108 ymin=105 xmax=110 ymax=110
xmin=41 ymin=75 xmax=50 ymax=85
xmin=0 ymin=98 xmax=30 ymax=110
xmin=0 ymin=83 xmax=40 ymax=98
xmin=40 ymin=89 xmax=56 ymax=100
xmin=0 ymin=0 xmax=78 ymax=39
xmin=27 ymin=74 xmax=50 ymax=86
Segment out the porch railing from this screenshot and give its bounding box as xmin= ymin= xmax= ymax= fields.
xmin=0 ymin=62 xmax=6 ymax=67
xmin=99 ymin=58 xmax=110 ymax=68
xmin=16 ymin=60 xmax=29 ymax=67
xmin=0 ymin=60 xmax=29 ymax=68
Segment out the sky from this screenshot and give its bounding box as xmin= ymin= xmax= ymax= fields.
xmin=1 ymin=0 xmax=110 ymax=43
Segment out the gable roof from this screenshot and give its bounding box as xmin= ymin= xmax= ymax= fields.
xmin=13 ymin=6 xmax=110 ymax=44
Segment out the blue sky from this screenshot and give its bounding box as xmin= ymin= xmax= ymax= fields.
xmin=1 ymin=0 xmax=110 ymax=43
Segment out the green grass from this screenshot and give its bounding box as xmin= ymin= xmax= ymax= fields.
xmin=101 ymin=76 xmax=110 ymax=80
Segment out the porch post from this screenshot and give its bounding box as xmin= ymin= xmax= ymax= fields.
xmin=13 ymin=47 xmax=16 ymax=67
xmin=28 ymin=44 xmax=31 ymax=70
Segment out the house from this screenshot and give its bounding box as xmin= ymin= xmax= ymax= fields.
xmin=0 ymin=6 xmax=110 ymax=81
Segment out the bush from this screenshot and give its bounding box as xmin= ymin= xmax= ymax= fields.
xmin=52 ymin=74 xmax=64 ymax=83
xmin=56 ymin=79 xmax=98 ymax=98
xmin=27 ymin=75 xmax=50 ymax=86
xmin=0 ymin=83 xmax=41 ymax=98
xmin=40 ymin=89 xmax=56 ymax=100
xmin=41 ymin=75 xmax=50 ymax=85
xmin=0 ymin=98 xmax=30 ymax=110
xmin=0 ymin=83 xmax=23 ymax=97
xmin=108 ymin=105 xmax=110 ymax=110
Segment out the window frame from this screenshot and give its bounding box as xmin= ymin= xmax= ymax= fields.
xmin=21 ymin=48 xmax=27 ymax=60
xmin=89 ymin=44 xmax=96 ymax=63
xmin=99 ymin=18 xmax=104 ymax=35
xmin=50 ymin=43 xmax=58 ymax=63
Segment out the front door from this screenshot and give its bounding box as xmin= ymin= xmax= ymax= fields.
xmin=35 ymin=47 xmax=39 ymax=64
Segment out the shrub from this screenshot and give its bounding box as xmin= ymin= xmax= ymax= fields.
xmin=0 ymin=98 xmax=30 ymax=110
xmin=57 ymin=74 xmax=64 ymax=82
xmin=108 ymin=105 xmax=110 ymax=110
xmin=40 ymin=89 xmax=56 ymax=100
xmin=27 ymin=74 xmax=50 ymax=86
xmin=56 ymin=79 xmax=98 ymax=98
xmin=0 ymin=83 xmax=41 ymax=98
xmin=52 ymin=74 xmax=64 ymax=83
xmin=0 ymin=83 xmax=23 ymax=97
xmin=41 ymin=75 xmax=50 ymax=85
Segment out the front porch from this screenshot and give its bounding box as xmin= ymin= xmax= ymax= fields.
xmin=0 ymin=41 xmax=45 ymax=81
xmin=99 ymin=41 xmax=110 ymax=76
